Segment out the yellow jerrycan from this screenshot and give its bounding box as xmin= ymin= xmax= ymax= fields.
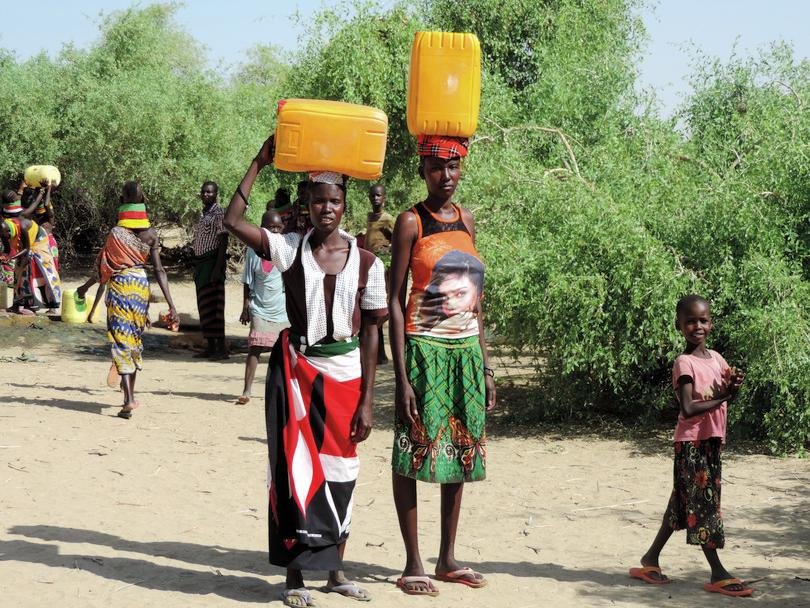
xmin=61 ymin=289 xmax=89 ymax=323
xmin=407 ymin=31 xmax=481 ymax=138
xmin=24 ymin=165 xmax=62 ymax=187
xmin=273 ymin=99 xmax=388 ymax=180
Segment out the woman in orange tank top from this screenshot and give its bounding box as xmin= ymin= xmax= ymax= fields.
xmin=389 ymin=135 xmax=496 ymax=596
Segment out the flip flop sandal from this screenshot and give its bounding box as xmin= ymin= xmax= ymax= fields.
xmin=434 ymin=567 xmax=487 ymax=588
xmin=325 ymin=582 xmax=370 ymax=601
xmin=236 ymin=396 xmax=250 ymax=404
xmin=396 ymin=575 xmax=439 ymax=596
xmin=703 ymin=578 xmax=753 ymax=597
xmin=280 ymin=588 xmax=316 ymax=607
xmin=117 ymin=402 xmax=140 ymax=420
xmin=629 ymin=566 xmax=672 ymax=585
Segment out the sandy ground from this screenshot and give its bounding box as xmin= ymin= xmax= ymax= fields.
xmin=0 ymin=278 xmax=808 ymax=608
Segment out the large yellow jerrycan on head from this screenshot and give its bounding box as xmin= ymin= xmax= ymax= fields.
xmin=273 ymin=99 xmax=388 ymax=180
xmin=24 ymin=165 xmax=61 ymax=187
xmin=407 ymin=31 xmax=481 ymax=138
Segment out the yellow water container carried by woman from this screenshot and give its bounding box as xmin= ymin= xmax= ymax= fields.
xmin=61 ymin=289 xmax=88 ymax=323
xmin=24 ymin=165 xmax=61 ymax=187
xmin=274 ymin=99 xmax=388 ymax=180
xmin=407 ymin=31 xmax=481 ymax=138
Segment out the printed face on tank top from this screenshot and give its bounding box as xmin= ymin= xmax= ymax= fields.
xmin=405 ymin=204 xmax=484 ymax=338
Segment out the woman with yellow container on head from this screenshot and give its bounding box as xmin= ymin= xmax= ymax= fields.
xmin=388 ymin=31 xmax=495 ymax=597
xmin=223 ymin=98 xmax=389 ymax=607
xmin=1 ymin=190 xmax=62 ymax=315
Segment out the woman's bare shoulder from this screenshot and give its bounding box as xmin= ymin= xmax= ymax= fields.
xmin=136 ymin=227 xmax=159 ymax=246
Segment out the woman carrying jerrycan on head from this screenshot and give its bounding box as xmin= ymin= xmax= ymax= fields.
xmin=388 ymin=134 xmax=495 ymax=597
xmin=223 ymin=127 xmax=388 ymax=607
xmin=387 ymin=30 xmax=495 ymax=597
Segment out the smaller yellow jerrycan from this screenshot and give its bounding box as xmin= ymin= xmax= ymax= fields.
xmin=407 ymin=32 xmax=481 ymax=137
xmin=61 ymin=289 xmax=89 ymax=323
xmin=24 ymin=165 xmax=62 ymax=187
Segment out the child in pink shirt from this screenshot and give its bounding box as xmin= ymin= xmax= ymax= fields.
xmin=629 ymin=295 xmax=752 ymax=597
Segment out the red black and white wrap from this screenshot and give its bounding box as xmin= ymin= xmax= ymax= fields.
xmin=265 ymin=330 xmax=363 ymax=569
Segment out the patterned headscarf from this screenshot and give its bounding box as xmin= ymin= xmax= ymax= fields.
xmin=117 ymin=203 xmax=151 ymax=229
xmin=416 ymin=135 xmax=470 ymax=159
xmin=308 ymin=171 xmax=346 ymax=185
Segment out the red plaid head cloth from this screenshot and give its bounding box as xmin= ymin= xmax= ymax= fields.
xmin=416 ymin=135 xmax=469 ymax=159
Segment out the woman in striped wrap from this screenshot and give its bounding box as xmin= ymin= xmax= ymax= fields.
xmin=191 ymin=181 xmax=229 ymax=359
xmin=78 ymin=181 xmax=178 ymax=419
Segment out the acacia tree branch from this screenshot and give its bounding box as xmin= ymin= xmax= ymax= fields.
xmin=673 ymin=154 xmax=722 ymax=181
xmin=480 ymin=117 xmax=594 ymax=190
xmin=773 ymin=80 xmax=803 ymax=108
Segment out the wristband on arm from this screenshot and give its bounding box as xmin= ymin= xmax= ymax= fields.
xmin=235 ymin=186 xmax=249 ymax=206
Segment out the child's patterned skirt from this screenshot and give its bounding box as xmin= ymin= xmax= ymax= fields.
xmin=667 ymin=437 xmax=724 ymax=548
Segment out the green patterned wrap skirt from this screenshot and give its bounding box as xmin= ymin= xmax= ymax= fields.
xmin=392 ymin=335 xmax=486 ymax=483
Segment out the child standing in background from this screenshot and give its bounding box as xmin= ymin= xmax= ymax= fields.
xmin=364 ymin=183 xmax=394 ymax=364
xmin=629 ymin=294 xmax=752 ymax=598
xmin=237 ymin=210 xmax=289 ymax=404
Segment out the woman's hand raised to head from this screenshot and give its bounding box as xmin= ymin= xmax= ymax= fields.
xmin=255 ymin=135 xmax=275 ymax=169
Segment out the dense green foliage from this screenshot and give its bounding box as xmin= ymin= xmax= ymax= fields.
xmin=0 ymin=1 xmax=807 ymax=452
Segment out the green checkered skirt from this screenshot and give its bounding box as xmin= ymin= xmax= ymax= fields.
xmin=392 ymin=335 xmax=486 ymax=483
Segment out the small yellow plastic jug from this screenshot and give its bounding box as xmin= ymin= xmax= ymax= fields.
xmin=24 ymin=165 xmax=61 ymax=187
xmin=407 ymin=32 xmax=481 ymax=137
xmin=61 ymin=289 xmax=88 ymax=324
xmin=274 ymin=99 xmax=388 ymax=180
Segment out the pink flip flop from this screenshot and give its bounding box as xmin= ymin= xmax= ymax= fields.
xmin=434 ymin=567 xmax=487 ymax=588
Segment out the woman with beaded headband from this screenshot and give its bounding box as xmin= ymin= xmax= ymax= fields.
xmin=77 ymin=181 xmax=177 ymax=419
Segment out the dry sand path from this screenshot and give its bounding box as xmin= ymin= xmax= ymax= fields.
xmin=1 ymin=279 xmax=808 ymax=607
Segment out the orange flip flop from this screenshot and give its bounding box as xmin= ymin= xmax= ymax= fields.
xmin=435 ymin=567 xmax=487 ymax=588
xmin=703 ymin=578 xmax=753 ymax=597
xmin=629 ymin=566 xmax=672 ymax=585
